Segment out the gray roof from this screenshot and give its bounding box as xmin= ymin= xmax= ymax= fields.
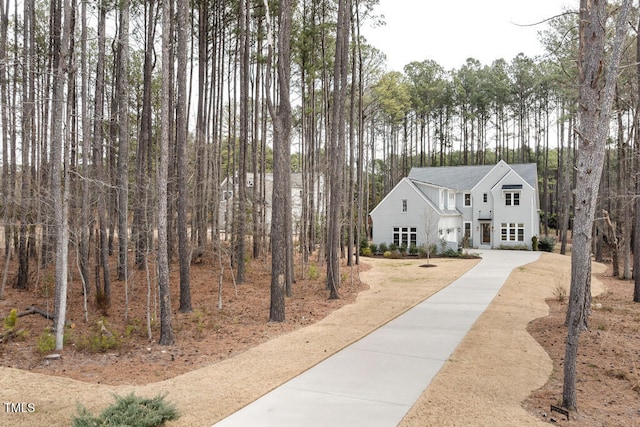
xmin=407 ymin=162 xmax=538 ymax=191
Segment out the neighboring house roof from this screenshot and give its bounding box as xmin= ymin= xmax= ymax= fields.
xmin=407 ymin=162 xmax=538 ymax=191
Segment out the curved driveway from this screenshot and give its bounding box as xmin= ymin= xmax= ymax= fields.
xmin=214 ymin=250 xmax=541 ymax=427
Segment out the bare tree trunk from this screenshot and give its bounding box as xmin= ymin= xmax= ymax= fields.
xmin=117 ymin=0 xmax=130 ymax=284
xmin=16 ymin=0 xmax=35 ymax=291
xmin=176 ymin=0 xmax=191 ymax=312
xmin=236 ymin=0 xmax=249 ymax=284
xmin=51 ymin=0 xmax=72 ymax=351
xmin=326 ymin=0 xmax=350 ymax=299
xmin=560 ymin=108 xmax=571 ymax=255
xmin=158 ymin=0 xmax=175 ymax=345
xmin=93 ymin=1 xmax=111 ymax=307
xmin=265 ymin=0 xmax=292 ymax=322
xmin=194 ymin=0 xmax=208 ymax=255
xmin=562 ymin=0 xmax=631 ymax=411
xmin=78 ymin=0 xmax=91 ymax=296
xmin=635 ymin=12 xmax=640 ymax=303
xmin=252 ymin=22 xmax=263 ymax=260
xmin=134 ymin=0 xmax=156 ymax=272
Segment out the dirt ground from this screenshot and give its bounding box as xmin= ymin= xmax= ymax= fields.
xmin=0 ymin=251 xmax=638 ymax=426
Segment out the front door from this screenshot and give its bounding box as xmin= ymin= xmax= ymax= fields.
xmin=481 ymin=223 xmax=491 ymax=246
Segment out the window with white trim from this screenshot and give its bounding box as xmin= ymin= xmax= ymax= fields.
xmin=500 ymin=223 xmax=525 ymax=242
xmin=505 ymin=192 xmax=520 ymax=206
xmin=439 ymin=190 xmax=444 ymax=209
xmin=402 ymin=199 xmax=408 ymax=213
xmin=464 ymin=193 xmax=471 ymax=207
xmin=393 ymin=227 xmax=417 ymax=248
xmin=448 ymin=191 xmax=455 ymax=209
xmin=464 ymin=221 xmax=472 ymax=241
xmin=483 ymin=193 xmax=488 ymax=203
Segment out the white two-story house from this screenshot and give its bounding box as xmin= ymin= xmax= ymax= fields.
xmin=369 ymin=161 xmax=540 ymax=251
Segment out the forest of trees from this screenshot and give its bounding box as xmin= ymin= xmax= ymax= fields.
xmin=0 ymin=0 xmax=638 ymax=359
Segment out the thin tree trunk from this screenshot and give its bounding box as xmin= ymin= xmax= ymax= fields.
xmin=158 ymin=0 xmax=175 ymax=345
xmin=236 ymin=0 xmax=249 ymax=284
xmin=51 ymin=0 xmax=72 ymax=351
xmin=265 ymin=0 xmax=292 ymax=322
xmin=635 ymin=12 xmax=640 ymax=302
xmin=326 ymin=0 xmax=350 ymax=299
xmin=562 ymin=0 xmax=631 ymax=411
xmin=93 ymin=1 xmax=111 ymax=307
xmin=16 ymin=0 xmax=34 ymax=291
xmin=134 ymin=0 xmax=156 ymax=271
xmin=117 ymin=0 xmax=130 ymax=284
xmin=78 ymin=0 xmax=91 ymax=296
xmin=176 ymin=0 xmax=191 ymax=311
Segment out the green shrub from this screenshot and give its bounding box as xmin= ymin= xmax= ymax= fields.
xmin=442 ymin=248 xmax=460 ymax=258
xmin=308 ymin=264 xmax=319 ymax=280
xmin=3 ymin=308 xmax=18 ymax=331
xmin=359 ymin=237 xmax=369 ymax=252
xmin=417 ymin=244 xmax=428 ymax=258
xmin=439 ymin=238 xmax=448 ymax=253
xmin=361 ymin=247 xmax=373 ymax=257
xmin=379 ymin=243 xmax=388 ymax=253
xmin=389 ymin=243 xmax=397 ymax=251
xmin=389 ymin=249 xmax=403 ymax=259
xmin=72 ymin=393 xmax=179 ymax=427
xmin=531 ymin=236 xmax=538 ymax=251
xmin=368 ymin=243 xmax=378 ymax=254
xmin=383 ymin=251 xmax=392 ymax=258
xmin=538 ymin=237 xmax=556 ymax=252
xmin=37 ymin=329 xmax=56 ymax=354
xmin=76 ymin=319 xmax=119 ymax=353
xmin=409 ymin=245 xmax=418 ymax=255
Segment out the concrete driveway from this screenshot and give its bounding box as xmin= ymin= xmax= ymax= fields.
xmin=213 ymin=250 xmax=541 ymax=427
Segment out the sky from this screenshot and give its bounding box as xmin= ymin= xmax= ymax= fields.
xmin=362 ymin=0 xmax=574 ymax=72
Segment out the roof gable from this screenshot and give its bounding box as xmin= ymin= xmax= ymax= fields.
xmin=369 ymin=177 xmax=439 ymax=216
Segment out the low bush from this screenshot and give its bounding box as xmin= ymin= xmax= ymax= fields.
xmin=308 ymin=264 xmax=319 ymax=280
xmin=538 ymin=237 xmax=556 ymax=252
xmin=76 ymin=319 xmax=118 ymax=353
xmin=383 ymin=250 xmax=392 ymax=258
xmin=441 ymin=248 xmax=460 ymax=258
xmin=359 ymin=237 xmax=369 ymax=252
xmin=361 ymin=247 xmax=373 ymax=257
xmin=73 ymin=393 xmax=179 ymax=427
xmin=368 ymin=243 xmax=378 ymax=254
xmin=417 ymin=244 xmax=428 ymax=258
xmin=3 ymin=308 xmax=18 ymax=331
xmin=379 ymin=243 xmax=388 ymax=253
xmin=389 ymin=249 xmax=403 ymax=259
xmin=37 ymin=329 xmax=56 ymax=354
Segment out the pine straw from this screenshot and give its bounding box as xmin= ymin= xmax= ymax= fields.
xmin=0 ymin=254 xmax=605 ymax=427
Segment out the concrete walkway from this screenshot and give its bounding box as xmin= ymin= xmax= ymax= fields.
xmin=213 ymin=250 xmax=541 ymax=427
